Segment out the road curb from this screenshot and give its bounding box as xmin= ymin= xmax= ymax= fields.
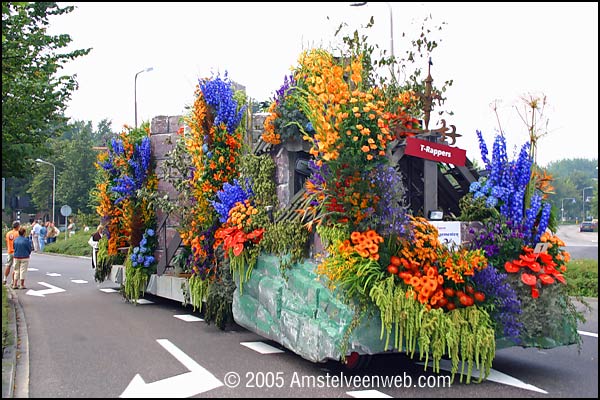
xmin=2 ymin=286 xmax=17 ymax=398
xmin=5 ymin=285 xmax=30 ymax=398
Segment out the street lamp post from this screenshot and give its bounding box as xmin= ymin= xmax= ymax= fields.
xmin=350 ymin=2 xmax=394 ymax=59
xmin=134 ymin=67 xmax=154 ymax=128
xmin=35 ymin=158 xmax=55 ymax=225
xmin=582 ymin=186 xmax=593 ymax=221
xmin=561 ymin=197 xmax=576 ymax=222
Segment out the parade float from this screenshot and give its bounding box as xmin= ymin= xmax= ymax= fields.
xmin=92 ymin=26 xmax=583 ymax=384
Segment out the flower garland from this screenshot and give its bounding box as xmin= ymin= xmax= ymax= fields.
xmin=93 ymin=124 xmax=157 ymax=258
xmin=179 ymin=72 xmax=246 ymax=268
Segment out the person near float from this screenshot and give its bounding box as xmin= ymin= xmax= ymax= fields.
xmin=12 ymin=226 xmax=33 ymax=289
xmin=3 ymin=220 xmax=21 ymax=286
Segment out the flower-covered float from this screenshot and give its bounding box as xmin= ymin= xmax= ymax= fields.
xmin=92 ymin=27 xmax=583 ymax=385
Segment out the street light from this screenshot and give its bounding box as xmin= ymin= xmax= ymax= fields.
xmin=561 ymin=197 xmax=576 ymax=222
xmin=350 ymin=2 xmax=394 ymax=59
xmin=582 ymin=186 xmax=593 ymax=221
xmin=134 ymin=66 xmax=154 ymax=128
xmin=35 ymin=158 xmax=55 ymax=225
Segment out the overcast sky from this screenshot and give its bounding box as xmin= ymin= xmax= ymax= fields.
xmin=49 ymin=2 xmax=598 ymax=167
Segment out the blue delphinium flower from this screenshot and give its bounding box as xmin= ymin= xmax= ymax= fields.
xmin=534 ymin=202 xmax=552 ymax=244
xmin=211 ymin=179 xmax=254 ymax=223
xmin=476 ymin=130 xmax=490 ymax=170
xmin=199 ymin=72 xmax=246 ymax=135
xmin=472 ymin=131 xmax=552 ymax=245
xmin=111 ymin=138 xmax=125 ymax=156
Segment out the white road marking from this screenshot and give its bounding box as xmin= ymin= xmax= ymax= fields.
xmin=100 ymin=288 xmax=118 ymax=293
xmin=135 ymin=299 xmax=153 ymax=304
xmin=240 ymin=341 xmax=284 ymax=354
xmin=26 ymin=282 xmax=66 ymax=297
xmin=28 ymin=268 xmax=39 ymax=271
xmin=46 ymin=272 xmax=61 ymax=277
xmin=120 ymin=339 xmax=223 ymax=398
xmin=174 ymin=314 xmax=204 ymax=322
xmin=578 ymin=330 xmax=598 ymax=338
xmin=71 ymin=279 xmax=88 ymax=284
xmin=347 ymin=390 xmax=392 ymax=398
xmin=419 ymin=359 xmax=548 ymax=394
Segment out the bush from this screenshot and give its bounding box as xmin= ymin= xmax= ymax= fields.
xmin=44 ymin=229 xmax=93 ymax=257
xmin=565 ymin=259 xmax=598 ymax=298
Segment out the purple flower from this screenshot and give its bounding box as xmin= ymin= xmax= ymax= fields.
xmin=473 ymin=266 xmax=523 ymax=342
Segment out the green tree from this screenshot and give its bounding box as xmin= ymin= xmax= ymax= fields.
xmin=2 ymin=2 xmax=90 ymax=178
xmin=546 ymin=158 xmax=598 ymax=221
xmin=28 ymin=119 xmax=114 ymax=217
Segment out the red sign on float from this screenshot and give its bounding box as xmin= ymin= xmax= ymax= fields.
xmin=404 ymin=137 xmax=466 ymax=166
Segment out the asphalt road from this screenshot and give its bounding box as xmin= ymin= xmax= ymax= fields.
xmin=2 ymin=226 xmax=598 ymax=398
xmin=3 ymin=249 xmax=597 ymax=398
xmin=556 ymin=224 xmax=598 ymax=261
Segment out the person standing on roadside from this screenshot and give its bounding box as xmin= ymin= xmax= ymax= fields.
xmin=31 ymin=219 xmax=40 ymax=252
xmin=45 ymin=221 xmax=59 ymax=244
xmin=12 ymin=227 xmax=33 ymax=289
xmin=38 ymin=221 xmax=47 ymax=252
xmin=88 ymin=225 xmax=104 ymax=269
xmin=3 ymin=221 xmax=20 ymax=285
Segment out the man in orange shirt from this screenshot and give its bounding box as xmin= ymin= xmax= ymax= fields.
xmin=4 ymin=220 xmax=21 ymax=285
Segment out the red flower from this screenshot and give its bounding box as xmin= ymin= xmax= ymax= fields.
xmin=521 ymin=273 xmax=537 ymax=286
xmin=527 ymin=261 xmax=541 ymax=273
xmin=538 ymin=274 xmax=555 ymax=285
xmin=505 ymin=261 xmax=520 ymax=273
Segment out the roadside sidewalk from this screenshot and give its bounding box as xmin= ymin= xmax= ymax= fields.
xmin=2 ymin=285 xmax=29 ymax=398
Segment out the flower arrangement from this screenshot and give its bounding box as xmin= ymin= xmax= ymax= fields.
xmin=169 ymin=72 xmax=272 ymax=326
xmin=262 ymin=74 xmax=313 ymax=145
xmin=130 ymin=228 xmax=157 ymax=268
xmin=92 ymin=124 xmax=157 ymax=296
xmin=461 ymin=130 xmax=582 ymax=347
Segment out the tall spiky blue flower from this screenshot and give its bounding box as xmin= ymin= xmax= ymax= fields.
xmin=199 ymin=72 xmax=246 ymax=135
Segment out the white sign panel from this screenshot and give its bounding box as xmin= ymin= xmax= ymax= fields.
xmin=429 ymin=221 xmax=462 ymax=248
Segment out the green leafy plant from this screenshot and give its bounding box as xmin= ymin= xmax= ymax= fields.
xmin=123 ymin=254 xmax=149 ymax=304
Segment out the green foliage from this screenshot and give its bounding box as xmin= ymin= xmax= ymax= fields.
xmin=204 ymin=252 xmax=236 ymax=330
xmin=2 ymin=285 xmax=13 ymax=354
xmin=123 ymin=255 xmax=149 ymax=303
xmin=261 ymin=221 xmax=309 ymax=270
xmin=366 ymin=277 xmax=496 ymax=384
xmin=44 ymin=229 xmax=92 ymax=256
xmin=506 ymin=273 xmax=583 ymax=348
xmin=155 ymin=129 xmax=193 ymax=223
xmin=2 ymin=2 xmax=91 ymax=178
xmin=316 ymin=223 xmax=350 ymax=249
xmin=566 ymin=259 xmax=598 ymax=298
xmin=239 ymin=154 xmax=277 ymax=220
xmin=172 ymin=247 xmax=192 ymax=274
xmin=457 ymin=193 xmax=500 ymax=222
xmin=546 ymin=158 xmax=598 ymax=220
xmin=94 ymin=236 xmax=119 ymax=283
xmin=188 ymin=274 xmax=210 ymax=312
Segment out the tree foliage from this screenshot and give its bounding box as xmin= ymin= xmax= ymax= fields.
xmin=2 ymin=2 xmax=90 ymax=178
xmin=546 ymin=158 xmax=598 ymax=220
xmin=27 ymin=119 xmax=114 ymax=217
